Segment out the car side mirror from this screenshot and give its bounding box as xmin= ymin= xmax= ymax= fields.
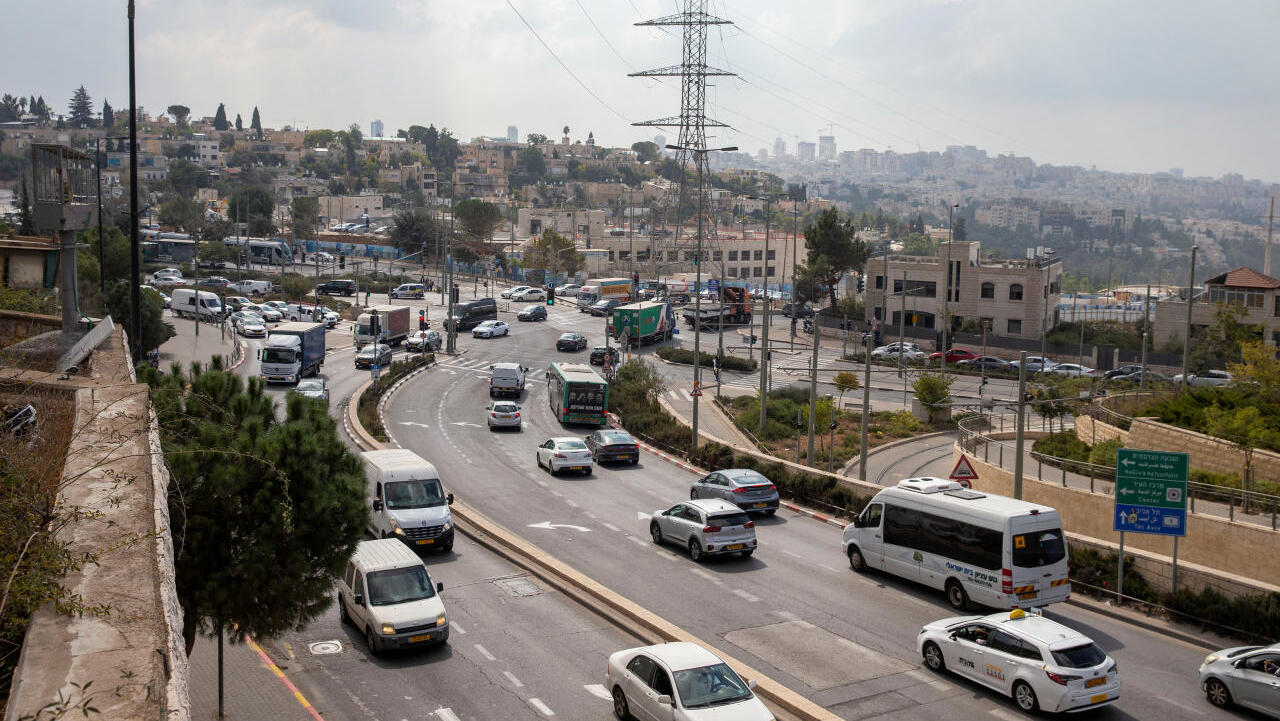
xmin=436 ymin=582 xmax=444 ymax=592
xmin=655 ymin=695 xmax=673 ymax=706
xmin=747 ymin=679 xmax=757 ymax=690
xmin=372 ymin=498 xmax=383 ymax=512
xmin=447 ymin=493 xmax=455 ymax=505
xmin=489 ymin=365 xmax=495 ymax=370
xmin=353 ymin=593 xmax=364 ymax=606
xmin=851 ymin=515 xmax=863 ymax=528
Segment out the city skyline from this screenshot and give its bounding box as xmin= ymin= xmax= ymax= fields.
xmin=2 ymin=0 xmax=1277 ymax=182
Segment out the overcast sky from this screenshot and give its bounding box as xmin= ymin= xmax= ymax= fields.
xmin=5 ymin=0 xmax=1277 ymax=182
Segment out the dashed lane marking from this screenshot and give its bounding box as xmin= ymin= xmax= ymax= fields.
xmin=732 ymin=588 xmax=761 ymax=602
xmin=626 ymin=535 xmax=649 ymax=548
xmin=601 ymin=522 xmax=621 ymax=532
xmin=451 ymin=622 xmax=466 ymax=635
xmin=528 ymin=698 xmax=555 ymax=716
xmin=584 ymin=684 xmax=612 ymax=701
xmin=773 ymin=610 xmax=802 ymax=622
xmin=433 ymin=708 xmax=461 ymax=721
xmin=503 ymin=671 xmax=525 ymax=688
xmin=474 ymin=643 xmax=496 ymax=661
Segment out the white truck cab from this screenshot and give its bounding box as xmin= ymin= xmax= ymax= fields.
xmin=362 ymin=449 xmax=455 ymax=552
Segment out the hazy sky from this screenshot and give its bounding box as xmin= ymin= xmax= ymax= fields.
xmin=5 ymin=0 xmax=1277 ymax=181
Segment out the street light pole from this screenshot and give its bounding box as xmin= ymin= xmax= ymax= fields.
xmin=942 ymin=203 xmax=958 ymax=380
xmin=1180 ymin=245 xmax=1198 ymax=390
xmin=127 ymin=0 xmax=142 ymax=362
xmin=758 ymin=198 xmax=772 ymax=434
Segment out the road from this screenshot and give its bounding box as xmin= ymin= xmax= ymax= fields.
xmin=372 ymin=298 xmax=1229 ymax=721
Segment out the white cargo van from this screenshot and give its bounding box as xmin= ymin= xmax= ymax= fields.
xmin=842 ymin=478 xmax=1069 ymax=610
xmin=232 ymin=279 xmax=273 ymax=296
xmin=488 ymin=362 xmax=527 ymax=398
xmin=337 ymin=538 xmax=449 ymax=655
xmin=170 ymin=288 xmax=223 ymax=321
xmin=362 ymin=449 xmax=454 ymax=552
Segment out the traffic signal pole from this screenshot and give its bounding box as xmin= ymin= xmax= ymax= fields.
xmin=1013 ymin=351 xmax=1027 ymax=500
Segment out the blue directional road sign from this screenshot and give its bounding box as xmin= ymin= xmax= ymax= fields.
xmin=1113 ymin=449 xmax=1188 ymax=537
xmin=707 ymin=278 xmax=720 ymax=292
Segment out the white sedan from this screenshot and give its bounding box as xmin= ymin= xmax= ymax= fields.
xmin=1010 ymin=355 xmax=1056 ymax=372
xmin=535 ymin=437 xmax=593 ymax=475
xmin=513 ymin=287 xmax=547 ymax=301
xmin=556 ymin=284 xmax=582 ymax=297
xmin=501 ymin=285 xmax=531 ymax=299
xmin=1172 ymin=370 xmax=1234 ymax=387
xmin=918 ymin=608 xmax=1119 ymax=714
xmin=870 ymin=343 xmax=924 ymax=361
xmin=1049 ymin=363 xmax=1095 ymax=377
xmin=234 ymin=314 xmax=267 ymax=338
xmin=605 ymin=642 xmax=775 ymax=721
xmin=472 ymin=320 xmax=509 ymax=338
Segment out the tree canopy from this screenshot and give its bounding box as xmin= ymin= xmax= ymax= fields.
xmin=235 ymin=113 xmax=243 ymax=131
xmin=250 ymin=106 xmax=262 ymax=137
xmin=68 ymin=85 xmax=94 ymax=128
xmin=798 ymin=208 xmax=870 ymax=308
xmin=101 ymin=98 xmax=114 ymax=129
xmin=524 ymin=229 xmax=583 ymax=277
xmin=167 ymin=104 xmax=191 ymax=127
xmin=289 ymin=197 xmax=320 ymax=239
xmin=455 ymin=199 xmax=504 ymax=243
xmin=304 ymin=129 xmax=336 ymax=148
xmin=228 ymin=186 xmax=276 ymax=237
xmin=389 ymin=207 xmax=441 ymax=256
xmin=631 ymin=141 xmax=660 ymax=163
xmin=213 ymin=103 xmax=228 ymax=130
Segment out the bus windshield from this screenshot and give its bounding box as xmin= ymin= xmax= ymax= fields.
xmin=1012 ymin=528 xmax=1067 ymax=568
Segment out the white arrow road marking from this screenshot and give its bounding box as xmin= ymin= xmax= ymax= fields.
xmin=450 ymin=421 xmax=483 ymax=428
xmin=637 ymin=511 xmax=653 ymax=521
xmin=398 ymin=421 xmax=432 ymax=429
xmin=434 ymin=708 xmax=461 ymax=721
xmin=584 ymin=684 xmax=612 ymax=700
xmin=527 ymin=521 xmax=592 ymax=532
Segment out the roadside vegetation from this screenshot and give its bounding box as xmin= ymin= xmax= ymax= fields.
xmin=655 ymin=346 xmax=757 ymax=372
xmin=356 ymin=354 xmax=433 ymax=442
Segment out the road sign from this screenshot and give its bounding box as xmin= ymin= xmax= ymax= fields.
xmin=370 ymin=363 xmax=381 ymax=382
xmin=949 ymin=454 xmax=979 ymax=487
xmin=690 ymin=380 xmax=703 ymax=398
xmin=1114 ymin=449 xmax=1188 ymax=536
xmin=708 ymin=279 xmax=720 ymax=292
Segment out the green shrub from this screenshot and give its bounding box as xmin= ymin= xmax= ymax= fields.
xmin=884 ymin=410 xmax=920 ymax=437
xmin=1067 ymin=545 xmax=1160 ymax=602
xmin=912 ymin=372 xmax=954 ymax=409
xmin=656 ymin=346 xmax=757 ymax=372
xmin=1088 ymin=438 xmax=1124 ymax=467
xmin=1164 ymin=587 xmax=1280 ymax=641
xmin=1032 ymin=430 xmax=1090 ymax=462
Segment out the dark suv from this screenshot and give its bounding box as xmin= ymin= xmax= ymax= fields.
xmin=444 ymin=297 xmax=498 ymax=331
xmin=316 ymin=279 xmax=357 ymax=296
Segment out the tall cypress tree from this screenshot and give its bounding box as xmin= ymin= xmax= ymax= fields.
xmin=68 ymin=85 xmax=94 ymax=128
xmin=250 ymin=106 xmax=262 ymax=138
xmin=213 ymin=103 xmax=228 ymax=131
xmin=101 ymin=98 xmax=114 ymax=129
xmin=234 ymin=113 xmax=243 ymax=131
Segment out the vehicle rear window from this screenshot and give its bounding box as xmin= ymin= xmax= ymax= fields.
xmin=709 ymin=512 xmax=751 ymax=527
xmin=494 ymin=404 xmax=518 ymax=412
xmin=1012 ymin=528 xmax=1067 ymax=568
xmin=731 ymin=471 xmax=770 ymax=486
xmin=558 ymin=440 xmax=587 ymax=450
xmin=1051 ymin=643 xmax=1107 ymax=669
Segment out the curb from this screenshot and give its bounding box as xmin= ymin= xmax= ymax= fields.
xmin=1063 ymin=596 xmax=1219 ymax=651
xmin=227 ymin=338 xmax=246 ymax=372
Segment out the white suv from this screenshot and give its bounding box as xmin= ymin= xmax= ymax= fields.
xmin=649 ymin=498 xmax=757 ymax=561
xmin=918 ymin=608 xmax=1119 ymax=714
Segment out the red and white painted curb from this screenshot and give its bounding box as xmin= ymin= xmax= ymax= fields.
xmin=227 ymin=338 xmax=247 ymax=372
xmin=779 ymin=501 xmax=848 ymax=529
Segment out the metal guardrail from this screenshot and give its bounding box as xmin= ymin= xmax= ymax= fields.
xmin=957 ymin=414 xmax=1280 ymax=530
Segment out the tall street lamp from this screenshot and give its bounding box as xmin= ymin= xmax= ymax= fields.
xmin=95 ymin=134 xmax=129 ymax=293
xmin=748 ymin=195 xmax=775 ymax=434
xmin=941 ymin=202 xmax=958 ymax=379
xmin=666 ymin=143 xmax=737 ymax=447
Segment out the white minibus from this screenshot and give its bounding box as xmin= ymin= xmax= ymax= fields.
xmin=842 ymin=478 xmax=1070 ymax=610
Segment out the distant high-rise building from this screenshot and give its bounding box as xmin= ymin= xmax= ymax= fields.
xmin=370 ymin=119 xmax=384 ymax=138
xmin=773 ymin=136 xmax=786 ymax=159
xmin=757 ymin=148 xmax=769 ymax=163
xmin=1170 ymin=167 xmax=1183 ymax=179
xmin=507 ymin=125 xmax=519 ymax=143
xmin=818 ymin=135 xmax=836 ymax=162
xmin=653 ymin=134 xmax=667 ymax=151
xmin=797 ymin=141 xmax=816 ymax=162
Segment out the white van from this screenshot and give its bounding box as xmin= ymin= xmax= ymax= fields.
xmin=232 ymin=279 xmax=273 ymax=296
xmin=337 ymin=539 xmax=449 ymax=655
xmin=842 ymin=478 xmax=1069 ymax=611
xmin=489 ymin=362 xmax=527 ymax=398
xmin=170 ymin=288 xmax=223 ymax=321
xmin=362 ymin=449 xmax=455 ymax=552
xmin=389 ymin=283 xmax=425 ymax=299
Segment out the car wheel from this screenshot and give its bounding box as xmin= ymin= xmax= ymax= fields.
xmin=688 ymin=538 xmax=704 ymax=562
xmin=764 ymin=509 xmax=776 ymax=516
xmin=741 ymin=549 xmax=754 ymax=558
xmin=946 ymin=579 xmax=969 ymax=610
xmin=650 ymin=522 xmax=663 ymax=545
xmin=690 ymin=488 xmax=699 ymax=499
xmin=535 ymin=454 xmax=543 ymax=469
xmin=365 ymin=625 xmax=382 ymax=657
xmin=922 ymin=641 xmax=944 ymax=671
xmin=630 ymin=457 xmax=639 ymax=465
xmin=338 ymin=593 xmax=351 ymax=624
xmin=1012 ymin=681 xmax=1039 ymax=713
xmin=847 ymin=545 xmax=868 ymax=572
xmin=1204 ymin=678 xmax=1231 ymax=708
xmin=612 ymin=686 xmax=631 ymax=720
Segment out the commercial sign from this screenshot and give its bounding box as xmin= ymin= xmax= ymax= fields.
xmin=1113 ymin=449 xmax=1188 ymax=536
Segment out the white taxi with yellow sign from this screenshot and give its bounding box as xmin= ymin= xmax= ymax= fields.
xmin=918 ymin=608 xmax=1119 ymax=713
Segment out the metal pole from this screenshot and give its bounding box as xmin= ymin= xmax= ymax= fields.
xmin=1039 ymin=260 xmax=1049 ymax=367
xmin=1180 ymin=246 xmax=1197 ymax=389
xmin=127 ymin=0 xmax=142 ymax=362
xmin=692 ymin=155 xmax=705 ymax=447
xmin=898 ymin=272 xmax=906 ymax=379
xmin=880 ymin=240 xmax=889 ymax=340
xmin=1117 ymin=531 xmax=1125 ymax=601
xmin=446 ymin=195 xmax=456 ymax=353
xmin=758 ymin=201 xmax=771 ymax=435
xmin=828 ymin=416 xmax=836 ymax=473
xmin=1013 ymin=351 xmax=1027 ymax=500
xmin=217 ymin=620 xmax=224 ymax=719
xmin=790 ymin=201 xmax=798 ymax=345
xmin=859 ymin=334 xmax=871 ymax=482
xmin=1141 ymin=283 xmax=1151 ymax=389
xmin=1171 ymin=536 xmax=1179 ymax=593
xmin=807 ymin=310 xmax=819 ymax=463
xmin=1266 ymin=195 xmax=1275 ymax=277
xmin=95 ymin=137 xmax=105 ymax=293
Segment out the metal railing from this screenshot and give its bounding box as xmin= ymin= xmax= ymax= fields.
xmin=957 ymin=414 xmax=1280 ymax=530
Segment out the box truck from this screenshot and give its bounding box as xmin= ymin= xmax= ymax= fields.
xmin=355 ymin=305 xmax=411 ymax=348
xmin=259 ymin=322 xmax=325 ymax=383
xmin=610 ymin=301 xmax=675 ymax=346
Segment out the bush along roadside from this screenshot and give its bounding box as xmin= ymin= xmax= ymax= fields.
xmin=357 ymin=353 xmax=434 ymax=442
xmin=610 ymin=359 xmax=870 ymax=516
xmin=655 ymin=346 xmax=757 ymax=373
xmin=1068 ymin=544 xmax=1280 ymax=642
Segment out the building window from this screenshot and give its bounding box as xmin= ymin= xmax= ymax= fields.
xmin=766 ymin=266 xmax=776 ymax=277
xmin=767 ymin=249 xmax=776 ymax=260
xmin=875 ymin=275 xmax=884 ymax=290
xmin=1209 ymin=286 xmax=1264 ymax=308
xmin=1007 ymin=319 xmax=1022 ymax=335
xmin=754 ymin=250 xmax=763 ymax=261
xmin=981 ymin=282 xmax=995 ymax=299
xmin=712 ymin=251 xmax=722 ymax=261
xmin=1275 ymin=295 xmax=1280 ymax=317
xmin=728 ymin=250 xmax=738 ymax=261
xmin=753 ymin=267 xmax=762 ymax=277
xmin=980 ymin=317 xmax=994 ymax=332
xmin=1009 ymin=283 xmax=1024 ymax=301
xmin=727 ymin=267 xmax=737 ymax=277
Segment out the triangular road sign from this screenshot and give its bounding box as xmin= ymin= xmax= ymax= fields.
xmin=950 ymin=454 xmax=979 ymax=485
xmin=690 ymin=380 xmax=703 ymax=398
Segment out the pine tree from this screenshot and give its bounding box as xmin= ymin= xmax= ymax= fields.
xmin=235 ymin=113 xmax=243 ymax=131
xmin=68 ymin=85 xmax=94 ymax=128
xmin=250 ymin=106 xmax=262 ymax=137
xmin=18 ymin=176 xmax=35 ymax=234
xmin=213 ymin=103 xmax=228 ymax=131
xmin=101 ymin=98 xmax=114 ymax=129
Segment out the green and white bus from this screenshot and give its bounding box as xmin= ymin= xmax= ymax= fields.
xmin=547 ymin=362 xmax=609 ymax=426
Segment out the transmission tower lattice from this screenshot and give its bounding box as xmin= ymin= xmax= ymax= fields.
xmin=630 ymin=0 xmax=734 ymax=258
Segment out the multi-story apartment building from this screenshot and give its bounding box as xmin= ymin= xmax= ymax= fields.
xmin=818 ymin=135 xmax=836 ymax=162
xmin=797 ymin=141 xmax=816 ymax=163
xmin=1152 ymin=267 xmax=1280 ymax=349
xmin=517 ymin=208 xmax=605 ymax=245
xmin=865 ymin=241 xmax=1062 ymax=339
xmin=975 ymin=198 xmax=1040 ymax=231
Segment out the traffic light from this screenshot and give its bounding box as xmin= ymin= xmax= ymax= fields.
xmin=418 ymin=309 xmax=427 ymax=331
xmin=339 ymin=254 xmax=345 ymax=269
xmin=857 ymin=275 xmax=865 ymax=294
xmin=547 ymin=293 xmax=554 ymax=306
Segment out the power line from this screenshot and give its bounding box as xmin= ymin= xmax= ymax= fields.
xmin=504 ymin=0 xmax=631 ymax=124
xmin=576 ymin=0 xmax=638 ymax=72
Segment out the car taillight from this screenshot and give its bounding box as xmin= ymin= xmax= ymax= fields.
xmin=768 ymin=484 xmax=776 ymax=491
xmin=554 ymin=453 xmax=567 ymax=459
xmin=743 ymin=521 xmax=755 ymax=529
xmin=1045 ymin=671 xmax=1081 ymax=686
xmin=702 ymin=525 xmax=721 ymax=533
xmin=563 ymin=408 xmax=569 ymax=414
xmin=732 ymin=487 xmax=748 ymax=493
xmin=1002 ymin=568 xmax=1013 ymax=594
xmin=514 ymin=412 xmax=520 ymax=418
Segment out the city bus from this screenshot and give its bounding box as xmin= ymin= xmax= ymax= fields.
xmin=842 ymin=478 xmax=1070 ymax=610
xmin=547 ymin=362 xmax=609 ymax=426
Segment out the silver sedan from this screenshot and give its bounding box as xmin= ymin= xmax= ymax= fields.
xmin=486 ymin=401 xmax=521 ymax=431
xmin=689 ymin=468 xmax=779 ymax=515
xmin=1199 ymin=642 xmax=1280 ymax=718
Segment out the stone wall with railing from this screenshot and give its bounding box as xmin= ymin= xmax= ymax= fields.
xmin=1127 ymin=417 xmax=1280 ymax=482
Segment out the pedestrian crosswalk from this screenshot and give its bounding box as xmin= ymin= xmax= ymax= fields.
xmin=438 ymin=357 xmax=547 ymax=379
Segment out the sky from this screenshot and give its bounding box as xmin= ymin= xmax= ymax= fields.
xmin=4 ymin=0 xmax=1278 ymax=182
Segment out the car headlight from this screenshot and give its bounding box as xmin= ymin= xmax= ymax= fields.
xmin=436 ymin=611 xmax=447 ymax=626
xmin=442 ymin=520 xmax=452 ymax=532
xmin=381 ymin=623 xmax=396 ymax=636
xmin=388 ymin=517 xmax=404 ymax=535
xmin=1203 ymin=654 xmax=1219 ymax=666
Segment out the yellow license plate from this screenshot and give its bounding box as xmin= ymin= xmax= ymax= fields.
xmin=752 ymin=503 xmax=768 ymax=508
xmin=408 ymin=633 xmax=433 ymax=643
xmin=1089 ymin=693 xmax=1107 ymax=704
xmin=1086 ymin=677 xmax=1106 ymax=688
xmin=416 ymin=539 xmax=434 ymax=545
xmin=570 ymin=466 xmax=583 ymax=471
xmin=1018 ymin=591 xmax=1038 ymax=600
xmin=726 ymin=544 xmax=744 ymax=550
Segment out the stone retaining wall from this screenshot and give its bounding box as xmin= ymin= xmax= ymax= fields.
xmin=0 ymin=309 xmax=60 ymax=347
xmin=1072 ymin=414 xmax=1130 ymax=446
xmin=1127 ymin=417 xmax=1280 ymax=482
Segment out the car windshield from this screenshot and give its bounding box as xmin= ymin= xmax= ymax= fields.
xmin=1012 ymin=528 xmax=1067 ymax=567
xmin=297 ymin=380 xmax=322 ymax=391
xmin=708 ymin=512 xmax=752 ymax=527
xmin=525 ymin=305 xmax=541 ymax=312
xmin=1050 ymin=643 xmax=1107 ymax=669
xmin=384 ymin=478 xmax=446 ymax=509
xmin=366 ymin=565 xmax=436 ymax=606
xmin=673 ymin=663 xmax=752 ymax=709
xmin=556 ymin=440 xmax=587 ymax=450
xmin=559 ymin=334 xmax=576 ymax=341
xmin=261 ymin=348 xmax=296 ymax=365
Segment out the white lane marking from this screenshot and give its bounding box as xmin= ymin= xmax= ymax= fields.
xmin=773 ymin=610 xmax=802 ymax=622
xmin=818 ymin=564 xmax=840 ymax=573
xmin=1157 ymin=698 xmax=1205 ymax=716
xmin=503 ymin=671 xmax=525 ymax=688
xmin=565 ymin=499 xmax=580 ymax=508
xmin=689 ymin=567 xmax=721 ymax=584
xmin=780 ymin=549 xmax=803 ymax=559
xmin=602 ymin=522 xmax=621 ymax=533
xmin=626 ymin=535 xmax=649 ymax=548
xmin=732 ymin=588 xmax=761 ymax=602
xmin=434 ymin=708 xmax=461 ymax=721
xmin=528 ymin=698 xmax=555 ymax=716
xmin=535 ymin=479 xmax=549 ymax=487
xmin=990 ymin=709 xmax=1023 ymax=721
xmin=450 ymin=622 xmax=466 ymax=635
xmin=584 ymin=684 xmax=612 ymax=700
xmin=474 ymin=643 xmax=496 ymax=661
xmin=636 ymin=511 xmax=652 ymax=521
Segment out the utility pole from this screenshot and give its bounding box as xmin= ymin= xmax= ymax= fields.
xmin=1039 ymin=256 xmax=1051 ymax=366
xmin=807 ymin=317 xmax=819 ymax=465
xmin=791 ymin=200 xmax=798 ymax=345
xmin=1013 ymin=351 xmax=1027 ymax=500
xmin=445 ymin=195 xmax=457 ymax=354
xmin=858 ymin=332 xmax=871 ymax=482
xmin=127 ymin=0 xmax=142 ymax=362
xmin=693 ymin=161 xmax=705 ymax=446
xmin=880 ymin=240 xmax=889 ymax=342
xmin=942 ymin=203 xmax=958 ymax=380
xmin=1265 ymin=194 xmax=1275 ymax=277
xmin=1180 ymin=245 xmax=1197 ymax=389
xmin=758 ymin=198 xmax=772 ymax=434
xmin=1140 ymin=283 xmax=1151 ymax=389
